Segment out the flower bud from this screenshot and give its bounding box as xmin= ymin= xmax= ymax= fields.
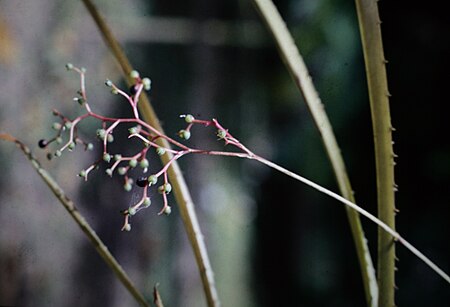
xmin=158 ymin=183 xmax=172 ymax=194
xmin=164 ymin=206 xmax=172 ymax=216
xmin=217 ymin=129 xmax=227 ymax=139
xmin=52 ymin=122 xmax=62 ymax=130
xmin=156 ymin=147 xmax=166 ymax=156
xmin=129 ymin=159 xmax=138 ymax=168
xmin=142 ymin=78 xmax=152 ymax=91
xmin=178 ymin=129 xmax=191 ymax=140
xmin=139 ymin=159 xmax=149 ymax=169
xmin=143 ymin=198 xmax=151 ymax=207
xmin=185 ymin=114 xmax=195 ymax=123
xmin=65 ymin=63 xmax=74 ymax=70
xmin=128 ymin=207 xmax=136 ymax=216
xmin=128 ymin=127 xmax=138 ymax=135
xmin=124 ymin=182 xmax=132 ymax=192
xmin=164 ymin=183 xmax=172 ymax=193
xmin=96 ymin=129 xmax=106 ymax=140
xmin=130 ymin=70 xmax=140 ymax=79
xmin=118 ymin=167 xmax=127 ymax=175
xmin=103 ymin=153 xmax=111 ymax=163
xmin=148 ymin=175 xmax=158 ymax=185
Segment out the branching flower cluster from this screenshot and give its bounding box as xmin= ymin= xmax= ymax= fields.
xmin=39 ymin=64 xmax=257 ymax=231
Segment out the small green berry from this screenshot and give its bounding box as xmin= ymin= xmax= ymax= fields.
xmin=178 ymin=129 xmax=191 ymax=140
xmin=123 ymin=224 xmax=131 ymax=232
xmin=105 ymin=79 xmax=113 ymax=87
xmin=158 ymin=185 xmax=164 ymax=194
xmin=118 ymin=167 xmax=127 ymax=175
xmin=148 ymin=175 xmax=158 ymax=185
xmin=55 ymin=150 xmax=62 ymax=157
xmin=164 ymin=206 xmax=172 ymax=216
xmin=128 ymin=127 xmax=138 ymax=134
xmin=128 ymin=207 xmax=136 ymax=216
xmin=103 ymin=153 xmax=111 ymax=163
xmin=80 ymin=67 xmax=86 ymax=73
xmin=65 ymin=63 xmax=74 ymax=70
xmin=68 ymin=142 xmax=76 ymax=151
xmin=129 ymin=159 xmax=138 ymax=168
xmin=52 ymin=122 xmax=62 ymax=130
xmin=79 ymin=170 xmax=87 ymax=178
xmin=96 ymin=129 xmax=106 ymax=140
xmin=217 ymin=129 xmax=227 ymax=139
xmin=156 ymin=147 xmax=166 ymax=156
xmin=143 ymin=198 xmax=151 ymax=207
xmin=164 ymin=183 xmax=172 ymax=193
xmin=130 ymin=70 xmax=140 ymax=79
xmin=158 ymin=183 xmax=172 ymax=194
xmin=114 ymin=154 xmax=122 ymax=161
xmin=105 ymin=168 xmax=113 ymax=176
xmin=87 ymin=143 xmax=94 ymax=151
xmin=64 ymin=122 xmax=72 ymax=129
xmin=111 ymin=88 xmax=119 ymax=95
xmin=124 ymin=182 xmax=132 ymax=192
xmin=142 ymin=77 xmax=152 ymax=91
xmin=56 ymin=137 xmax=63 ymax=144
xmin=107 ymin=134 xmax=114 ymax=143
xmin=139 ymin=159 xmax=149 ymax=169
xmin=185 ymin=114 xmax=195 ymax=123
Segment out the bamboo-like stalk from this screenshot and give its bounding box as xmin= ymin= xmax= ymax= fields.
xmin=250 ymin=0 xmax=378 ymax=305
xmin=0 ymin=134 xmax=150 ymax=307
xmin=81 ymin=1 xmax=220 ymax=306
xmin=354 ymin=1 xmax=396 ymax=305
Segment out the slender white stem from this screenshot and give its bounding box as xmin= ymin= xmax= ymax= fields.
xmin=252 ymin=155 xmax=450 ymax=284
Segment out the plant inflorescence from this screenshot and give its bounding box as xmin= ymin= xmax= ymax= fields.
xmin=39 ymin=64 xmax=257 ymax=231
xmin=34 ymin=64 xmax=450 ymax=285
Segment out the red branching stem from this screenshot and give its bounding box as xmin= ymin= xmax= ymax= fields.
xmin=60 ymin=114 xmax=89 ymax=152
xmin=83 ymin=163 xmax=97 ymax=181
xmin=158 ymin=190 xmax=169 ymax=215
xmin=103 ymin=119 xmax=121 ymax=153
xmin=155 ymin=151 xmax=186 ymax=177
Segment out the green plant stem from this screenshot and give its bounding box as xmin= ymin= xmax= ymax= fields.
xmin=354 ymin=1 xmax=396 ymax=305
xmin=81 ymin=1 xmax=220 ymax=306
xmin=0 ymin=134 xmax=149 ymax=307
xmin=250 ymin=0 xmax=378 ymax=305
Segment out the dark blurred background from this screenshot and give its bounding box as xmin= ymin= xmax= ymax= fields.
xmin=1 ymin=0 xmax=449 ymax=306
